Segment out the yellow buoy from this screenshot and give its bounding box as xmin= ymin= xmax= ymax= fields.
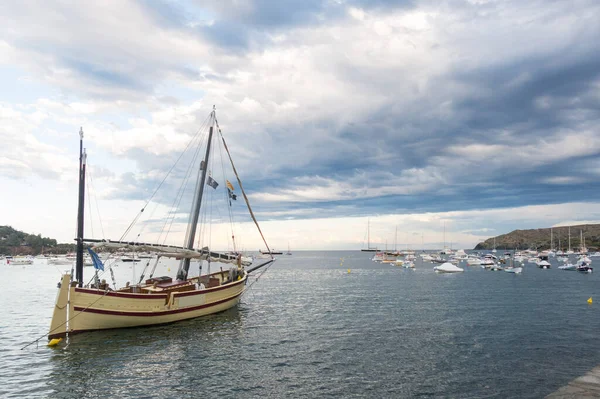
xmin=588 ymin=297 xmax=593 ymax=304
xmin=168 ymin=268 xmax=170 ymax=272
xmin=347 ymin=269 xmax=351 ymax=273
xmin=47 ymin=338 xmax=63 ymax=347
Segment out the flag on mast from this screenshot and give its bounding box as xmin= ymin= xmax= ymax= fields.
xmin=207 ymin=176 xmax=219 ymax=189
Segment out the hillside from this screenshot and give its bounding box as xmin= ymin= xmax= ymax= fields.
xmin=474 ymin=224 xmax=600 ymax=251
xmin=0 ymin=226 xmax=75 ymax=256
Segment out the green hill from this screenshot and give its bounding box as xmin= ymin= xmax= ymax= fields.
xmin=0 ymin=226 xmax=75 ymax=256
xmin=474 ymin=224 xmax=600 ymax=251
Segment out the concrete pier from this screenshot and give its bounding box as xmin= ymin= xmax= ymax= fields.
xmin=546 ymin=366 xmax=600 ymax=398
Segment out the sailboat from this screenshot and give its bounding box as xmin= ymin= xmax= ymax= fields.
xmin=48 ymin=108 xmax=275 ymax=341
xmin=286 ymin=242 xmax=292 ymax=256
xmin=361 ymin=219 xmax=378 ymax=252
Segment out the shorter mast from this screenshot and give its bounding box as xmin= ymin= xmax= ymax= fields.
xmin=75 ymin=127 xmax=86 ymax=287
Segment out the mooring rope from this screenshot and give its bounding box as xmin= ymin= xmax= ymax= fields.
xmin=21 ymin=285 xmax=113 ymax=350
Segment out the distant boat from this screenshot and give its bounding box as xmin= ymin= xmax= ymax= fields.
xmin=577 ymin=265 xmax=593 ymax=273
xmin=559 ymin=264 xmax=577 ymax=271
xmin=505 ymin=266 xmax=522 ymax=274
xmin=433 ymin=262 xmax=464 ymax=273
xmin=286 ymin=243 xmax=292 ymax=256
xmin=361 ymin=219 xmax=378 ymax=252
xmin=537 ymin=260 xmax=551 ymax=269
xmin=8 ymin=256 xmax=33 ymax=265
xmin=121 ymin=256 xmax=141 ymax=262
xmin=259 ymin=249 xmax=283 ymax=255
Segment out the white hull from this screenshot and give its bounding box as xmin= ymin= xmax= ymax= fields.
xmin=8 ymin=259 xmax=33 ymax=265
xmin=505 ymin=267 xmax=522 ymax=274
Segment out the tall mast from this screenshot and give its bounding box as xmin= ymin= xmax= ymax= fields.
xmin=568 ymin=226 xmax=571 ymax=252
xmin=394 ymin=226 xmax=397 ymax=252
xmin=176 ymin=108 xmax=215 ymax=281
xmin=368 ymin=219 xmax=370 ymax=249
xmin=551 ymin=228 xmax=553 ymax=250
xmin=75 ymin=127 xmax=86 ymax=287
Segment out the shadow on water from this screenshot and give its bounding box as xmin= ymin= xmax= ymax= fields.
xmin=46 ymin=308 xmax=244 ymax=399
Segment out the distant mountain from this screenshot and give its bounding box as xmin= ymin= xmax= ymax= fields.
xmin=0 ymin=225 xmax=75 ymax=256
xmin=474 ymin=224 xmax=600 ymax=251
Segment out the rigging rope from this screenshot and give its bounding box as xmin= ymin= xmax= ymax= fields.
xmin=21 ymin=285 xmax=114 ymax=350
xmin=214 ymin=118 xmax=273 ymax=258
xmin=158 ymin=117 xmax=210 ymax=246
xmin=119 ymin=113 xmax=213 ymax=242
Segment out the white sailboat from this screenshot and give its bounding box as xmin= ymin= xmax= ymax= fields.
xmin=48 ymin=109 xmax=276 ymax=342
xmin=567 ymin=226 xmax=574 ymax=255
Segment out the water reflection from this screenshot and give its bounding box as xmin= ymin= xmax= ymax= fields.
xmin=46 ymin=308 xmax=243 ymax=398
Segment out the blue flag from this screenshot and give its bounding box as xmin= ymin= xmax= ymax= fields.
xmin=87 ymin=247 xmax=104 ymax=271
xmin=207 ymin=176 xmax=219 ymax=189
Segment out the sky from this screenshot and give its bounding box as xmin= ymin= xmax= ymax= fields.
xmin=1 ymin=0 xmax=600 ymax=251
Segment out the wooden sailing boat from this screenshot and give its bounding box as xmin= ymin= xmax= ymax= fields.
xmin=48 ymin=108 xmax=275 ymax=341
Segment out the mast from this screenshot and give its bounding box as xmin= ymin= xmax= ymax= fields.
xmin=551 ymin=228 xmax=553 ymax=250
xmin=368 ymin=219 xmax=371 ymax=249
xmin=176 ymin=108 xmax=215 ymax=281
xmin=568 ymin=226 xmax=571 ymax=252
xmin=75 ymin=127 xmax=86 ymax=287
xmin=443 ymin=222 xmax=446 ymax=250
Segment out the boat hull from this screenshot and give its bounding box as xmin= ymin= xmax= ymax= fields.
xmin=49 ymin=272 xmax=247 ymax=339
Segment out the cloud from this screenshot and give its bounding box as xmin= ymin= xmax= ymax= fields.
xmin=1 ymin=0 xmax=600 ymax=249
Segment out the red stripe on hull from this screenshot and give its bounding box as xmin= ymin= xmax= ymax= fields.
xmin=175 ymin=277 xmax=246 ymax=297
xmin=73 ymin=291 xmax=242 ymax=317
xmin=74 ymin=288 xmax=169 ymax=300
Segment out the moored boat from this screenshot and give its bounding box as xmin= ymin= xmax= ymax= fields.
xmin=48 ymin=110 xmax=276 ymax=341
xmin=433 ymin=262 xmax=464 ymax=273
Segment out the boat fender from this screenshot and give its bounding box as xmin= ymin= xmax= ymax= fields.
xmin=48 ymin=338 xmax=63 ymax=347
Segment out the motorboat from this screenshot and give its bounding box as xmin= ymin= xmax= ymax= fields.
xmin=466 ymin=256 xmax=482 ymax=266
xmin=537 ymin=260 xmax=551 ymax=269
xmin=558 ymin=264 xmax=577 ymax=271
xmin=433 ymin=262 xmax=464 ymax=273
xmin=505 ymin=266 xmax=522 ymax=274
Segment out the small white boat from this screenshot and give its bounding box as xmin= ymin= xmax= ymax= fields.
xmin=403 ymin=261 xmax=415 ymax=269
xmin=48 ymin=257 xmax=72 ymax=265
xmin=434 ymin=262 xmax=464 ymax=273
xmin=466 ymin=256 xmax=482 ymax=266
xmin=505 ymin=267 xmax=522 ymax=274
xmin=480 ymin=258 xmax=495 ymax=267
xmin=537 ymin=260 xmax=551 ymax=269
xmin=578 ymin=255 xmax=592 ymax=264
xmin=8 ymin=256 xmax=33 ymax=265
xmin=558 ymin=264 xmax=577 ymax=271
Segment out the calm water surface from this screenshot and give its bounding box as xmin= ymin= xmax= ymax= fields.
xmin=1 ymin=251 xmax=599 ymax=398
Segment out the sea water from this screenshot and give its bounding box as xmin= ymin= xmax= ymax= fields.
xmin=1 ymin=251 xmax=599 ymax=398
